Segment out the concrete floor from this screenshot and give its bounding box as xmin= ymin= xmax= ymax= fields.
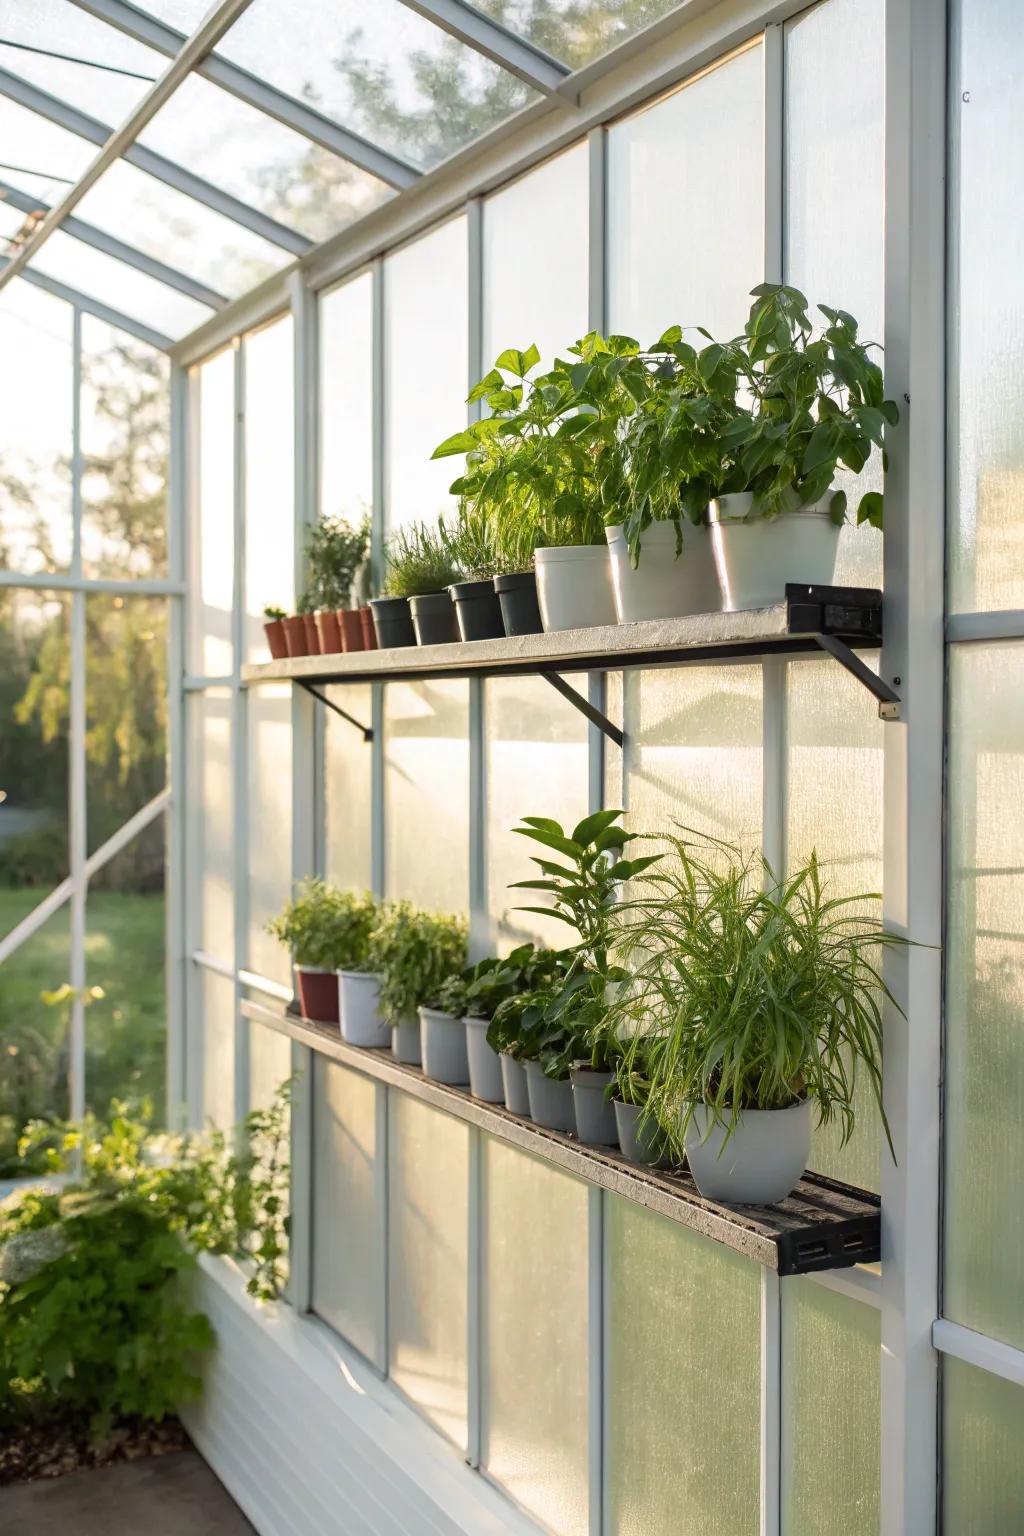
xmin=0 ymin=1451 xmax=256 ymax=1535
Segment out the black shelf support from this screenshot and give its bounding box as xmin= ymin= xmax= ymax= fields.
xmin=814 ymin=634 xmax=902 ymax=719
xmin=785 ymin=583 xmax=901 ymax=720
xmin=298 ymin=680 xmax=373 ymax=741
xmin=541 ymin=670 xmax=624 ymax=748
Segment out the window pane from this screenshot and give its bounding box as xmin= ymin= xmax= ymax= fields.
xmin=481 ymin=1137 xmax=589 ymax=1535
xmin=34 ymin=228 xmax=213 ymax=340
xmin=85 ymin=595 xmax=167 ymax=859
xmin=0 ymin=97 xmax=95 ymax=202
xmin=949 ymin=0 xmax=1024 ymax=613
xmin=944 ymin=1359 xmax=1024 ymax=1534
xmin=0 ymin=280 xmax=73 ymax=575
xmin=0 ymin=906 xmax=70 ymax=1169
xmin=483 ymin=144 xmax=588 ymax=367
xmin=193 ymin=689 xmax=234 ymax=964
xmin=384 ymin=680 xmax=468 ymax=913
xmin=945 ymin=642 xmax=1024 ymax=1346
xmin=248 ymin=1015 xmax=292 ymax=1113
xmin=312 ymin=1057 xmax=383 ymax=1367
xmin=605 ymin=1197 xmax=761 ymax=1535
xmin=320 ymin=271 xmax=373 ymax=528
xmin=387 ymin=1093 xmax=468 ymax=1447
xmin=81 ymin=316 xmax=169 ymax=579
xmin=247 ymin=684 xmax=292 ymax=988
xmin=607 ymin=43 xmax=763 ymax=343
xmin=0 ymin=0 xmax=164 ymax=121
xmin=191 ymin=346 xmax=235 ymax=676
xmin=216 ymin=0 xmax=535 ymax=170
xmin=384 ymin=216 xmax=467 ymax=534
xmin=244 ymin=315 xmax=294 ymax=661
xmin=784 ymin=0 xmax=884 ymax=590
xmin=474 ymin=0 xmax=686 ymax=70
xmin=781 ymin=1280 xmax=880 ymax=1536
xmin=190 ymin=966 xmax=235 ymax=1133
xmin=325 ymin=684 xmax=373 ymax=893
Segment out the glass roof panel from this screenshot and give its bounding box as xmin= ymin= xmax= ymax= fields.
xmin=0 ymin=96 xmax=96 ymax=204
xmin=31 ymin=227 xmax=214 ymax=339
xmin=131 ymin=0 xmax=213 ymax=27
xmin=215 ymin=0 xmax=537 ymax=170
xmin=139 ymin=73 xmax=394 ymax=243
xmin=0 ymin=0 xmax=166 ymax=122
xmin=0 ymin=197 xmax=24 ymax=242
xmin=75 ymin=159 xmax=288 ymax=297
xmin=472 ymin=0 xmax=685 ymax=70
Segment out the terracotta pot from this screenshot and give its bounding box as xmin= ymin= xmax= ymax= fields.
xmin=315 ymin=609 xmax=342 ymax=653
xmin=283 ymin=615 xmax=308 ymax=657
xmin=360 ymin=607 xmax=378 ymax=650
xmin=302 ymin=612 xmax=321 ymax=654
xmin=294 ymin=966 xmax=339 ymax=1025
xmin=263 ymin=618 xmax=288 ymax=659
xmin=338 ymin=608 xmax=365 ymax=652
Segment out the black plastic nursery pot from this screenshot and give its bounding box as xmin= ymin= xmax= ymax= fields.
xmin=494 ymin=570 xmax=543 ymax=636
xmin=409 ymin=591 xmax=459 ymax=645
xmin=450 ymin=578 xmax=505 ymax=641
xmin=369 ymin=595 xmax=416 ymax=649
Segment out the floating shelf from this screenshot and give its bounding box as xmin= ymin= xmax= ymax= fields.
xmin=242 ymin=997 xmax=881 ymax=1277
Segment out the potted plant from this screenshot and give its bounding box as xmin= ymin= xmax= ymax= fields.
xmin=263 ymin=605 xmax=288 ymax=659
xmin=297 ymin=589 xmax=321 ymax=655
xmin=610 ymin=1037 xmax=671 ymax=1168
xmin=282 ymin=606 xmax=308 ymax=657
xmin=443 ymin=504 xmax=506 ymax=642
xmin=368 ymin=902 xmax=467 ymax=1070
xmin=612 ymin=832 xmax=905 ymax=1204
xmin=371 ymin=519 xmax=460 ymax=648
xmin=267 ymin=878 xmax=367 ymax=1025
xmin=706 ymin=284 xmax=899 ymax=610
xmin=330 ymin=889 xmax=387 ymax=1047
xmin=305 ymin=512 xmax=371 ymax=653
xmin=442 ymin=944 xmax=560 ymax=1102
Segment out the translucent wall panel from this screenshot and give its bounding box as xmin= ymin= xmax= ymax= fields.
xmin=320 ymin=272 xmax=373 ymax=530
xmin=781 ymin=1280 xmax=880 ymax=1536
xmin=247 ymin=684 xmax=292 ymax=986
xmin=0 ymin=280 xmax=72 ymax=575
xmin=480 ymin=1138 xmax=589 ymax=1534
xmin=485 ymin=674 xmax=588 ymax=952
xmin=605 ymin=1197 xmax=760 ymax=1535
xmin=312 ymin=1057 xmax=383 ymax=1367
xmin=787 ymin=657 xmax=884 ymax=1193
xmin=190 ymin=966 xmax=235 ymax=1132
xmin=606 ymin=43 xmax=763 ymax=343
xmin=244 ymin=316 xmax=294 ymax=662
xmin=482 ymin=145 xmax=588 ymax=367
xmin=384 ymin=680 xmax=468 ymax=913
xmin=949 ymin=0 xmax=1024 ymax=612
xmin=944 ymin=1359 xmax=1024 ymax=1534
xmin=248 ymin=1015 xmax=292 ymax=1112
xmin=384 ymin=217 xmax=467 ymax=534
xmin=325 ymin=684 xmax=374 ymax=892
xmin=193 ymin=689 xmax=234 ymax=962
xmin=387 ymin=1093 xmax=468 ymax=1447
xmin=192 ymin=346 xmax=235 ymax=676
xmin=945 ymin=642 xmax=1024 ymax=1345
xmin=784 ymin=0 xmax=884 ymax=590
xmin=0 ymin=907 xmax=70 ymax=1167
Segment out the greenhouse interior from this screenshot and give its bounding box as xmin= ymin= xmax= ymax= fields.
xmin=0 ymin=0 xmax=1019 ymax=1532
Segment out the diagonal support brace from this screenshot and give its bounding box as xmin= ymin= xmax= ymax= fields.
xmin=814 ymin=634 xmax=902 ymax=720
xmin=540 ymin=670 xmax=624 ymax=747
xmin=298 ymin=681 xmax=373 ymax=741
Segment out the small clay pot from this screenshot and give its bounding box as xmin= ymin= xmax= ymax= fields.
xmin=360 ymin=607 xmax=378 ymax=650
xmin=338 ymin=608 xmax=365 ymax=652
xmin=264 ymin=618 xmax=287 ymax=659
xmin=315 ymin=609 xmax=342 ymax=654
xmin=283 ymin=615 xmax=308 ymax=657
xmin=302 ymin=613 xmax=321 ymax=654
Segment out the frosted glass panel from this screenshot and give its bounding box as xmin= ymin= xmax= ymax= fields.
xmin=944 ymin=1359 xmax=1024 ymax=1534
xmin=0 ymin=0 xmax=163 ymax=121
xmin=605 ymin=1198 xmax=760 ymax=1535
xmin=474 ymin=0 xmax=683 ymax=70
xmin=607 ymin=664 xmax=762 ymax=852
xmin=191 ymin=967 xmax=235 ymax=1132
xmin=312 ymin=1057 xmax=382 ymax=1366
xmin=248 ymin=1017 xmax=292 ymax=1112
xmin=388 ymin=1093 xmax=468 ymax=1447
xmin=35 ymin=228 xmax=213 ymax=340
xmin=784 ymin=0 xmax=884 ymax=590
xmin=485 ymin=675 xmax=589 ymax=952
xmin=325 ymin=684 xmax=373 ymax=893
xmin=192 ymin=346 xmax=235 ymax=675
xmin=244 ymin=316 xmax=294 ymax=661
xmin=247 ymin=685 xmax=292 ymax=986
xmin=320 ymin=272 xmax=374 ymax=528
xmin=949 ymin=0 xmax=1024 ymax=612
xmin=483 ymin=145 xmax=588 ymax=366
xmin=384 ymin=680 xmax=469 ymax=913
xmin=384 ymin=217 xmax=467 ymax=534
xmin=481 ymin=1139 xmax=589 ymax=1534
xmin=607 ymin=43 xmax=763 ymax=343
xmin=787 ymin=656 xmax=884 ymax=1194
xmin=0 ymin=280 xmax=73 ymax=575
xmin=945 ymin=643 xmax=1024 ymax=1345
xmin=781 ymin=1280 xmax=880 ymax=1536
xmin=194 ymin=689 xmax=234 ymax=962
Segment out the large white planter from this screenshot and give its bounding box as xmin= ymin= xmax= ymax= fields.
xmin=606 ymin=521 xmax=718 ymax=623
xmin=337 ymin=971 xmax=389 ymax=1048
xmin=684 ymin=1099 xmax=813 ymax=1205
xmin=709 ymin=493 xmax=841 ymax=611
xmin=419 ymin=1007 xmax=469 ymax=1085
xmin=535 ymin=544 xmax=617 ymax=633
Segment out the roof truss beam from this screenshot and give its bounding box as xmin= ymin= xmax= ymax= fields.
xmin=396 ymin=0 xmax=572 ymax=96
xmin=68 ymin=0 xmax=421 ymax=190
xmin=4 ymin=259 xmax=174 ymax=349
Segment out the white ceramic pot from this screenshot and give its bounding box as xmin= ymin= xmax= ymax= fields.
xmin=392 ymin=1016 xmax=422 ymax=1066
xmin=535 ymin=544 xmax=617 ymax=633
xmin=465 ymin=1017 xmax=504 ymax=1102
xmin=419 ymin=1007 xmax=470 ymax=1085
xmin=709 ymin=493 xmax=841 ymax=611
xmin=606 ymin=521 xmax=719 ymax=624
xmin=684 ymin=1099 xmax=813 ymax=1205
xmin=337 ymin=970 xmax=389 ymax=1048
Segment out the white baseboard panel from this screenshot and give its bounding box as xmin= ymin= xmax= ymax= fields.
xmin=181 ymin=1256 xmax=542 ymax=1536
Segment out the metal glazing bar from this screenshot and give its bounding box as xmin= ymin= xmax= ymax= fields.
xmin=396 ymin=0 xmax=572 ymax=95
xmin=814 ymin=634 xmax=902 ymax=717
xmin=5 ymin=262 xmax=174 ymax=351
xmin=0 ymin=570 xmax=185 ymax=593
xmin=297 ymin=680 xmax=373 ymax=741
xmin=540 ymin=670 xmax=624 ymax=748
xmin=0 ymin=878 xmax=73 ymax=966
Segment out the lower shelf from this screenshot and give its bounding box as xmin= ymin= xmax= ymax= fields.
xmin=240 ymin=997 xmax=880 ymax=1278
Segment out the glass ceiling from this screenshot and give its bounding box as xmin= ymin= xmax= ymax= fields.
xmin=0 ymin=0 xmax=686 ymax=345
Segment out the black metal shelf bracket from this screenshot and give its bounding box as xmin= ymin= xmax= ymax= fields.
xmin=298 ymin=680 xmax=373 ymax=741
xmin=814 ymin=634 xmax=902 ymax=720
xmin=785 ymin=583 xmax=901 ymax=721
xmin=540 ymin=670 xmax=624 ymax=747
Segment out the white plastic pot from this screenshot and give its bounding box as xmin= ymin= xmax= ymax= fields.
xmin=684 ymin=1099 xmax=813 ymax=1205
xmin=613 ymin=1100 xmax=668 ymax=1168
xmin=419 ymin=1007 xmax=469 ymax=1085
xmin=337 ymin=970 xmax=389 ymax=1048
xmin=500 ymin=1053 xmax=531 ymax=1117
xmin=535 ymin=544 xmax=617 ymax=633
xmin=465 ymin=1017 xmax=504 ymax=1102
xmin=525 ymin=1059 xmax=576 ymax=1133
xmin=570 ymin=1066 xmax=619 ymax=1146
xmin=709 ymin=493 xmax=841 ymax=611
xmin=606 ymin=521 xmax=718 ymax=624
xmin=392 ymin=1016 xmax=422 ymax=1066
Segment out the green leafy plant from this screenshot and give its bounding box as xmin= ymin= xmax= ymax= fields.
xmin=305 ymin=513 xmax=371 ymax=610
xmin=439 ymin=943 xmax=560 ymax=1022
xmin=381 ymin=518 xmax=461 ymax=599
xmin=267 ymin=881 xmax=377 ymax=972
xmin=296 ymin=588 xmax=316 ymax=615
xmin=485 ymin=948 xmax=570 ymax=1059
xmin=263 ymin=605 xmax=286 ymax=622
xmin=368 ymin=902 xmax=467 ymax=1024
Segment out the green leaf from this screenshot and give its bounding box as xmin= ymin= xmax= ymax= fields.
xmin=856 ymin=490 xmax=884 ymax=530
xmin=431 ymin=429 xmax=477 ymax=460
xmin=570 ymin=809 xmax=623 ymax=848
xmin=513 ymin=826 xmax=583 ymax=860
xmin=828 ymin=489 xmax=848 ymax=526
